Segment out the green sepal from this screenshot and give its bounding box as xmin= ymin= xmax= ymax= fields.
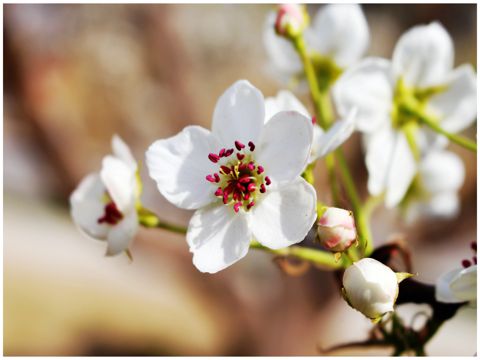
xmin=396 ymin=272 xmax=414 ymax=283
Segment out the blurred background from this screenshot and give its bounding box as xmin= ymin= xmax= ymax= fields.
xmin=3 ymin=3 xmax=477 ymax=356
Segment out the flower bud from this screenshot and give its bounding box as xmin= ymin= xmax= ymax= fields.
xmin=342 ymin=258 xmax=411 ymax=322
xmin=274 ymin=4 xmax=308 ymax=38
xmin=317 ymin=207 xmax=356 ymax=253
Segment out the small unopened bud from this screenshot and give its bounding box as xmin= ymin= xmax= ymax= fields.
xmin=342 ymin=258 xmax=412 ymax=322
xmin=275 ymin=4 xmax=309 ymax=38
xmin=317 ymin=207 xmax=356 ymax=253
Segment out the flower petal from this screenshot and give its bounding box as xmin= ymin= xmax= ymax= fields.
xmin=420 ymin=149 xmax=465 ymax=194
xmin=333 ymin=57 xmax=393 ymax=133
xmin=385 ymin=131 xmax=417 ymax=208
xmin=264 ymin=90 xmax=311 ymax=123
xmin=255 ymin=110 xmax=313 ymax=183
xmin=106 ymin=210 xmax=138 ymax=256
xmin=263 ymin=12 xmax=303 ymax=76
xmin=308 ymin=4 xmax=369 ymax=67
xmin=100 ymin=155 xmax=136 ymax=213
xmin=436 ymin=266 xmax=477 ymax=303
xmin=70 ymin=173 xmax=109 ymax=239
xmin=311 ymin=108 xmax=356 ymax=161
xmin=186 ymin=205 xmax=251 ymax=273
xmin=145 ymin=126 xmax=219 ymax=210
xmin=211 ymin=80 xmax=265 ymax=148
xmin=392 ymin=22 xmax=453 ymax=88
xmin=427 ymin=64 xmax=477 ymax=133
xmin=364 ymin=125 xmax=396 ymax=197
xmin=250 ymin=178 xmax=317 ymax=249
xmin=111 ymin=134 xmax=137 ymax=171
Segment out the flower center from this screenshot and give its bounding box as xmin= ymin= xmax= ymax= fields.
xmin=205 ymin=140 xmax=271 ymax=213
xmin=98 ymin=200 xmax=123 ymax=225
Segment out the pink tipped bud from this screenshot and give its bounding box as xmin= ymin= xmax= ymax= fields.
xmin=317 ymin=207 xmax=356 ymax=253
xmin=275 ymin=4 xmax=307 ymax=37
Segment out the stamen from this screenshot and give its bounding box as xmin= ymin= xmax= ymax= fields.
xmin=462 ymin=259 xmax=472 ymax=268
xmin=219 ymin=148 xmax=226 ymax=157
xmin=311 ymin=116 xmax=317 ymax=125
xmin=247 ymin=183 xmax=256 ymax=192
xmin=214 ymin=188 xmax=223 ymax=196
xmin=474 ymin=256 xmax=477 ymax=265
xmin=221 ymin=165 xmax=231 ymax=174
xmin=237 ymin=153 xmax=245 ymax=160
xmin=233 ymin=202 xmax=242 ymax=213
xmin=247 ymin=201 xmax=255 ymax=210
xmin=208 ymin=153 xmax=220 ymax=163
xmin=214 ymin=173 xmax=220 ymax=183
xmin=265 ymin=176 xmax=271 ymax=186
xmin=248 ymin=141 xmax=255 ymax=151
xmin=239 ymin=176 xmax=251 ymax=184
xmin=257 ymin=166 xmax=264 ymax=174
xmin=98 ymin=202 xmax=123 ymax=225
xmin=244 ymin=193 xmax=250 ymax=201
xmin=225 ymin=148 xmax=234 ymax=157
xmin=471 ymin=242 xmax=477 ymax=252
xmin=248 ymin=162 xmax=255 ymax=171
xmin=235 ymin=140 xmax=245 ymax=151
xmin=206 ymin=175 xmax=216 ymax=183
xmin=260 ymin=184 xmax=266 ymax=193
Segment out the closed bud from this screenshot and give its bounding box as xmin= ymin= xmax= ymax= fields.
xmin=317 ymin=207 xmax=356 ymax=253
xmin=275 ymin=4 xmax=309 ymax=38
xmin=342 ymin=258 xmax=412 ymax=322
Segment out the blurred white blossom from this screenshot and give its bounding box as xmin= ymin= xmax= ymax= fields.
xmin=333 ymin=22 xmax=476 ymax=208
xmin=146 ymin=80 xmax=317 ymax=273
xmin=70 ymin=135 xmax=139 ymax=256
xmin=264 ymin=4 xmax=369 ymax=89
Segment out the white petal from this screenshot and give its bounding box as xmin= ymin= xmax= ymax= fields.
xmin=211 ymin=80 xmax=265 ymax=148
xmin=392 ymin=22 xmax=453 ymax=88
xmin=309 ymin=4 xmax=369 ymax=67
xmin=145 ymin=126 xmax=219 ymax=210
xmin=311 ymin=108 xmax=356 ymax=161
xmin=333 ymin=58 xmax=394 ymax=133
xmin=111 ymin=134 xmax=137 ymax=171
xmin=365 ymin=126 xmax=396 ymax=196
xmin=263 ymin=12 xmax=303 ymax=76
xmin=70 ymin=173 xmax=109 ymax=239
xmin=385 ymin=132 xmax=417 ymax=208
xmin=255 ymin=111 xmax=313 ymax=184
xmin=186 ymin=205 xmax=251 ymax=273
xmin=100 ymin=155 xmax=136 ymax=213
xmin=450 ymin=266 xmax=477 ymax=303
xmin=420 ymin=149 xmax=465 ymax=193
xmin=427 ymin=64 xmax=477 ymax=133
xmin=264 ymin=90 xmax=311 ymax=123
xmin=436 ymin=266 xmax=477 ymax=303
xmin=250 ymin=178 xmax=317 ymax=249
xmin=106 ymin=210 xmax=138 ymax=256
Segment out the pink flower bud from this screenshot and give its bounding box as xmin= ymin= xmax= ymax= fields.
xmin=275 ymin=4 xmax=307 ymax=37
xmin=317 ymin=207 xmax=356 ymax=252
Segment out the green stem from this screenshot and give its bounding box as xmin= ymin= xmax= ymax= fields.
xmin=335 ymin=149 xmax=373 ymax=256
xmin=139 ymin=216 xmax=187 ymax=235
xmin=402 ymin=105 xmax=477 ymax=152
xmin=250 ymin=240 xmax=345 ymax=269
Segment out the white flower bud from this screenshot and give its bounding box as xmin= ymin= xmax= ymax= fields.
xmin=274 ymin=4 xmax=308 ymax=38
xmin=342 ymin=258 xmax=408 ymax=321
xmin=317 ymin=207 xmax=356 ymax=252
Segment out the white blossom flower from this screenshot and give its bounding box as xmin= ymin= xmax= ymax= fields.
xmin=264 ymin=4 xmax=369 ymax=87
xmin=342 ymin=258 xmax=408 ymax=321
xmin=333 ymin=22 xmax=477 ymax=207
xmin=70 ymin=135 xmax=139 ymax=256
xmin=317 ymin=207 xmax=356 ymax=253
xmin=264 ymin=90 xmax=355 ymax=163
xmin=146 ymin=80 xmax=317 ymax=273
xmin=402 ymin=149 xmax=465 ymax=223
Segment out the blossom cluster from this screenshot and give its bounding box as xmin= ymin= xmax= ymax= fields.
xmin=69 ymin=3 xmax=476 ymax=336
